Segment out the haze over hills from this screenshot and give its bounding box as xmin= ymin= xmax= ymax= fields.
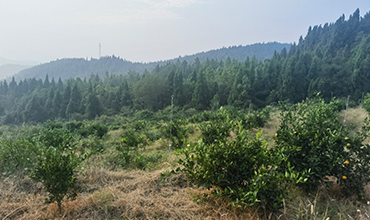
xmin=14 ymin=42 xmax=290 ymax=80
xmin=0 ymin=57 xmax=39 ymax=66
xmin=0 ymin=9 xmax=369 ymax=124
xmin=0 ymin=64 xmax=32 ymax=80
xmin=0 ymin=57 xmax=40 ymax=80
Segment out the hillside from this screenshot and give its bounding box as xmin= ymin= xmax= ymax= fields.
xmin=166 ymin=42 xmax=290 ymax=64
xmin=1 ymin=105 xmax=369 ymax=219
xmin=3 ymin=8 xmax=370 ymax=220
xmin=14 ymin=42 xmax=289 ymax=80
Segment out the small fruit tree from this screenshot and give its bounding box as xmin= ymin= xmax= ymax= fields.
xmin=166 ymin=109 xmax=308 ymax=214
xmin=29 ymin=129 xmax=86 ymax=214
xmin=275 ymin=96 xmax=370 ymax=196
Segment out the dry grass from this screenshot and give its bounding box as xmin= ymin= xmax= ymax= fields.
xmin=339 ymin=107 xmax=370 ymax=145
xmin=252 ymin=109 xmax=281 ymax=147
xmin=286 ymin=185 xmax=370 ymax=220
xmin=340 ymin=107 xmax=368 ymax=130
xmin=0 ymin=168 xmax=259 ymax=220
xmin=107 ymin=130 xmax=124 ymax=140
xmin=2 ymin=107 xmax=370 ymax=220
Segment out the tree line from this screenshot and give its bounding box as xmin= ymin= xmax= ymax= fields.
xmin=1 ymin=9 xmax=370 ymax=125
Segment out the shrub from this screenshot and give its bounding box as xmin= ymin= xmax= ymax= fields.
xmin=275 ymin=97 xmax=370 ymax=196
xmin=121 ymin=128 xmax=143 ymax=149
xmin=78 ymin=135 xmax=105 ymax=153
xmin=29 ymin=145 xmax=85 ymax=214
xmin=116 ymin=128 xmax=144 ymax=168
xmin=241 ymin=106 xmax=271 ymax=129
xmin=134 ymin=110 xmax=154 ymax=120
xmin=162 ymin=119 xmax=188 ymax=149
xmin=198 ymin=108 xmax=231 ymax=145
xmin=187 ymin=111 xmax=213 ymax=123
xmin=78 ymin=123 xmax=108 ymax=139
xmin=132 ymin=151 xmax=163 ymax=170
xmin=116 ymin=129 xmax=162 ymax=170
xmin=362 ymin=93 xmax=370 ymax=113
xmin=43 ymin=120 xmax=64 ymax=129
xmin=64 ymin=120 xmax=84 ymax=132
xmin=0 ymin=140 xmax=38 ymax=176
xmin=132 ymin=120 xmax=147 ymax=131
xmin=165 ymin=110 xmax=308 ymax=214
xmin=35 ymin=128 xmax=74 ymax=149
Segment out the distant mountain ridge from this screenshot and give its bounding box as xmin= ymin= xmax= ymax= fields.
xmin=15 ymin=42 xmax=290 ymax=80
xmin=171 ymin=42 xmax=291 ymax=63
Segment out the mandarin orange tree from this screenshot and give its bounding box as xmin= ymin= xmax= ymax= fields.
xmin=165 ymin=109 xmax=308 ymax=215
xmin=28 ymin=128 xmax=87 ymax=214
xmin=275 ymin=95 xmax=370 ymax=198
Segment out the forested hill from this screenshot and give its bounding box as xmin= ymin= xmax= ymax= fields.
xmin=14 ymin=42 xmax=289 ymax=80
xmin=167 ymin=42 xmax=291 ymax=64
xmin=0 ymin=9 xmax=369 ymax=125
xmin=14 ymin=56 xmax=151 ymax=81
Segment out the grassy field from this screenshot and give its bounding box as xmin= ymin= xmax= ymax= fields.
xmin=1 ymin=107 xmax=370 ymax=219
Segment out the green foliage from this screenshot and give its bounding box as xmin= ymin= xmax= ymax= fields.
xmin=131 ymin=120 xmax=148 ymax=131
xmin=64 ymin=120 xmax=84 ymax=132
xmin=78 ymin=123 xmax=108 ymax=139
xmin=0 ymin=140 xmax=38 ymax=176
xmin=187 ymin=111 xmax=214 ymax=123
xmin=121 ymin=128 xmax=143 ymax=149
xmin=78 ymin=135 xmax=105 ymax=154
xmin=239 ymin=107 xmax=272 ymax=130
xmin=29 ymin=145 xmax=85 ymax=214
xmin=166 ymin=110 xmax=308 ymax=214
xmin=134 ymin=110 xmax=154 ymax=121
xmin=117 ymin=129 xmax=144 ymax=167
xmin=0 ymin=119 xmax=92 ymax=214
xmin=2 ymin=10 xmax=370 ymax=126
xmin=43 ymin=120 xmax=64 ymax=129
xmin=162 ymin=119 xmax=188 ymax=149
xmin=362 ymin=93 xmax=370 ymax=113
xmin=35 ymin=128 xmax=75 ymax=149
xmin=113 ymin=127 xmax=164 ymax=170
xmin=131 ymin=151 xmax=163 ymax=170
xmin=275 ymin=97 xmax=370 ymax=196
xmin=198 ymin=108 xmax=232 ymax=145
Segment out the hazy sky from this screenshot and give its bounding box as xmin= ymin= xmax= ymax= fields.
xmin=1 ymin=0 xmax=370 ymax=64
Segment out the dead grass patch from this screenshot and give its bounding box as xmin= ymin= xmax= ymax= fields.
xmin=0 ymin=168 xmax=261 ymax=220
xmin=106 ymin=130 xmax=123 ymax=140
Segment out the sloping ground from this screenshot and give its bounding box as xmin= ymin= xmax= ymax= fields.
xmin=0 ymin=168 xmax=255 ymax=219
xmin=1 ymin=107 xmax=370 ymax=220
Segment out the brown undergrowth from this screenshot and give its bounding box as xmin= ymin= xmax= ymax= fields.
xmin=0 ymin=168 xmax=256 ymax=220
xmin=2 ymin=107 xmax=370 ymax=219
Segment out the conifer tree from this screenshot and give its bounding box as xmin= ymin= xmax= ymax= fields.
xmin=191 ymin=71 xmax=209 ymax=110
xmin=86 ymin=85 xmax=102 ymax=119
xmin=66 ymin=84 xmax=82 ymax=116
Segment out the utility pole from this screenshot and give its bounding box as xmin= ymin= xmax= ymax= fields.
xmin=168 ymin=95 xmax=174 ymax=162
xmin=99 ymin=43 xmax=101 ymax=58
xmin=343 ymin=95 xmax=350 ymax=125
